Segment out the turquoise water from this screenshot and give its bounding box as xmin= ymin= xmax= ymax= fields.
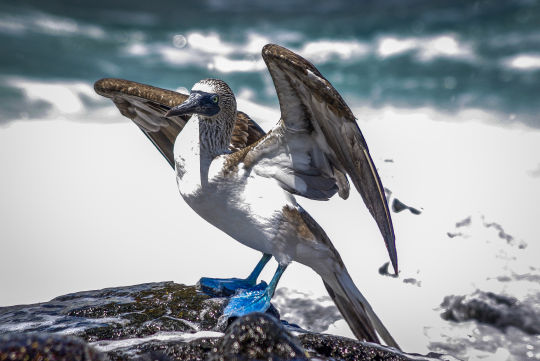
xmin=1 ymin=0 xmax=539 ymax=126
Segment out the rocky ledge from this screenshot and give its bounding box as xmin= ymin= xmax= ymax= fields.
xmin=0 ymin=282 xmax=453 ymax=361
xmin=441 ymin=290 xmax=540 ymax=335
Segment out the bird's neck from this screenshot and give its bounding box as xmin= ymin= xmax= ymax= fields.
xmin=197 ymin=112 xmax=235 ymax=158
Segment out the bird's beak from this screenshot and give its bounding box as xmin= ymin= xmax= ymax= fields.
xmin=165 ymin=93 xmax=203 ymax=117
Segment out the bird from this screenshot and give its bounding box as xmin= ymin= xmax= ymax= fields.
xmin=94 ymin=43 xmax=399 ymax=348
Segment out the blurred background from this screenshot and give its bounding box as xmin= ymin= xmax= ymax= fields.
xmin=1 ymin=0 xmax=540 ymax=125
xmin=1 ymin=1 xmax=539 ymax=360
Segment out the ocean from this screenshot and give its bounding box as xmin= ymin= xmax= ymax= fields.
xmin=1 ymin=1 xmax=539 ymax=360
xmin=1 ymin=0 xmax=540 ymax=126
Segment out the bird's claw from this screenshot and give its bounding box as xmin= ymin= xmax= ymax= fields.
xmin=222 ymin=282 xmax=272 ymax=318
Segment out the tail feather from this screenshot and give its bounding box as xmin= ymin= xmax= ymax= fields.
xmin=294 ymin=205 xmax=399 ymax=348
xmin=323 ymin=269 xmax=400 ymax=350
xmin=323 ymin=281 xmax=379 ymax=343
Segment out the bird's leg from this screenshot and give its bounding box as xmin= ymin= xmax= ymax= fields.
xmin=198 ymin=253 xmax=272 ymax=297
xmin=223 ymin=264 xmax=287 ymax=318
xmin=245 ymin=253 xmax=272 ymax=284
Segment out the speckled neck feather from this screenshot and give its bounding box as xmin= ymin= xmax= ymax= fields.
xmin=195 ymin=79 xmax=237 ymax=157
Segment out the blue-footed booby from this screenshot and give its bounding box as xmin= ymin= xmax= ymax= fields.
xmin=94 ymin=44 xmax=399 ymax=348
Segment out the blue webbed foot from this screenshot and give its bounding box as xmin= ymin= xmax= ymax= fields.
xmin=222 ymin=281 xmax=272 ymax=317
xmin=198 ymin=277 xmax=256 ymax=297
xmin=198 ymin=253 xmax=272 ymax=297
xmin=223 ymin=264 xmax=287 ymax=318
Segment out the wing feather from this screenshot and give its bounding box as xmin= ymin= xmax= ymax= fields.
xmin=260 ymin=44 xmax=397 ymax=274
xmin=94 ymin=78 xmax=265 ymax=168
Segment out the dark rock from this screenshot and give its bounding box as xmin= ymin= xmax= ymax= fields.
xmin=0 ymin=333 xmax=108 ymax=361
xmin=273 ymin=288 xmax=341 ymax=332
xmin=133 ymin=352 xmax=176 ymax=361
xmin=108 ymin=336 xmax=221 ymax=361
xmin=441 ymin=290 xmax=540 ymax=335
xmin=208 ymin=313 xmax=306 ymax=361
xmin=299 ymin=333 xmax=442 ymax=361
xmin=0 ymin=282 xmax=452 ymax=361
xmin=0 ymin=282 xmax=227 ymax=342
xmin=391 ymin=199 xmax=421 ymax=215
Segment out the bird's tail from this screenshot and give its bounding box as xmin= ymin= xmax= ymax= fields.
xmin=322 ymin=267 xmax=400 ymax=349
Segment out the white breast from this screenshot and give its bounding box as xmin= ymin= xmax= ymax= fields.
xmin=173 ymin=119 xmax=292 ymax=255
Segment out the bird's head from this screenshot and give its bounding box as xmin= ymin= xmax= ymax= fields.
xmin=165 ymin=79 xmax=236 ymax=120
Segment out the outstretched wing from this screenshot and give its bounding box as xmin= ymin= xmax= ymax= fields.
xmin=236 ymin=44 xmax=397 ymax=274
xmin=94 ymin=78 xmax=265 ymax=168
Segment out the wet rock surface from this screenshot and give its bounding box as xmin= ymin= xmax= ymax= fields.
xmin=0 ymin=282 xmax=451 ymax=361
xmin=208 ymin=313 xmax=307 ymax=361
xmin=0 ymin=282 xmax=227 ymax=340
xmin=441 ymin=290 xmax=540 ymax=335
xmin=272 ymin=288 xmax=342 ymax=333
xmin=0 ymin=333 xmax=108 ymax=361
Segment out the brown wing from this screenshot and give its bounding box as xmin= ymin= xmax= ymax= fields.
xmin=230 ymin=111 xmax=266 ymax=152
xmin=260 ymin=44 xmax=397 ymax=275
xmin=94 ymin=78 xmax=265 ymax=168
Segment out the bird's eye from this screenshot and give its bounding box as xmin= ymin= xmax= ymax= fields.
xmin=211 ymin=95 xmax=219 ymax=103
